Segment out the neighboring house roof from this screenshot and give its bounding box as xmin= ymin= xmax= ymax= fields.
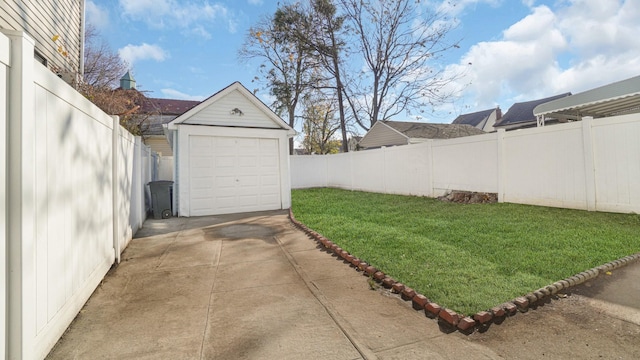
xmin=452 ymin=108 xmax=496 ymax=128
xmin=358 ymin=120 xmax=485 ymax=149
xmin=140 ymin=98 xmax=201 ymax=136
xmin=494 ymin=93 xmax=571 ymax=129
xmin=534 ymin=75 xmax=640 ymax=120
xmin=167 ymin=81 xmax=295 ymax=135
xmin=383 ymin=121 xmax=485 ymax=139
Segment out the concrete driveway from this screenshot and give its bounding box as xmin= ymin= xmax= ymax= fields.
xmin=46 ymin=210 xmax=640 ymax=359
xmin=46 ymin=210 xmax=499 ymax=359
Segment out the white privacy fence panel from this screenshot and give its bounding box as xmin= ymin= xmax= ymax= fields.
xmin=30 ymin=52 xmax=116 ymax=359
xmin=591 ymin=114 xmax=640 ymax=213
xmin=3 ymin=31 xmax=152 ymax=359
xmin=0 ymin=31 xmax=9 ymax=359
xmin=291 ymin=115 xmax=640 ymax=214
xmin=383 ymin=144 xmax=431 ymax=196
xmin=290 ymin=155 xmax=328 ymax=188
xmin=431 ymin=133 xmax=498 ymax=195
xmin=502 ymin=122 xmax=588 ymax=209
xmin=351 ymin=149 xmax=385 ymax=192
xmin=158 ymin=156 xmax=175 ymax=181
xmin=327 ymin=152 xmax=353 ymax=188
xmin=116 ymin=129 xmax=136 ymax=257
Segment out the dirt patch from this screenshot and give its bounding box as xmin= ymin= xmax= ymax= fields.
xmin=467 ymin=293 xmax=640 ymax=359
xmin=439 ymin=190 xmax=498 ymax=204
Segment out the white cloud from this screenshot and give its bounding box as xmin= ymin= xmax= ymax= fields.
xmin=248 ymin=0 xmax=264 ymax=5
xmin=160 ymin=88 xmax=206 ymax=101
xmin=85 ymin=1 xmax=109 ymax=30
xmin=118 ymin=43 xmax=168 ymax=66
xmin=443 ymin=0 xmax=640 ymax=112
xmin=118 ymin=0 xmax=236 ymax=37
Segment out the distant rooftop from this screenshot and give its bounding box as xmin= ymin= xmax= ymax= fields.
xmin=140 ymin=97 xmax=201 ymax=115
xmin=452 ymin=108 xmax=496 ymax=128
xmin=382 ymin=120 xmax=486 ymax=139
xmin=495 ymin=93 xmax=571 ymax=128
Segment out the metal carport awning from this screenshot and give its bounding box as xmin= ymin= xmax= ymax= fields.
xmin=533 ymin=75 xmax=640 ymax=126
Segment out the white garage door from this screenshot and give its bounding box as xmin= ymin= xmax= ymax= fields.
xmin=188 ymin=135 xmax=281 ymax=216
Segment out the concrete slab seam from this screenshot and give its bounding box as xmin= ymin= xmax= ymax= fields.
xmin=288 ymin=209 xmax=640 ymax=335
xmin=198 ymin=235 xmax=224 ymax=359
xmin=274 ymin=231 xmax=379 ymax=360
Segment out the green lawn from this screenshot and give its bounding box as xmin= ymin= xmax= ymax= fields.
xmin=291 ymin=188 xmax=640 ymax=315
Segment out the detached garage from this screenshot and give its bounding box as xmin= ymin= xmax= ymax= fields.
xmin=166 ymin=82 xmax=295 ymax=216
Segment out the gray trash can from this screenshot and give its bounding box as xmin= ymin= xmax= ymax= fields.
xmin=148 ymin=180 xmax=173 ymax=219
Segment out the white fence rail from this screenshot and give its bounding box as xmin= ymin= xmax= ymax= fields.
xmin=291 ymin=115 xmax=640 ymax=214
xmin=2 ymin=31 xmax=155 ymax=359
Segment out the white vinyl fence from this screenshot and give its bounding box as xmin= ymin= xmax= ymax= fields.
xmin=1 ymin=30 xmax=9 ymax=359
xmin=292 ymin=115 xmax=640 ymax=214
xmin=2 ymin=31 xmax=156 ymax=359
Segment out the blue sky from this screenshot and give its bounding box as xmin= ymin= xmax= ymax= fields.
xmin=86 ymin=0 xmax=640 ymax=133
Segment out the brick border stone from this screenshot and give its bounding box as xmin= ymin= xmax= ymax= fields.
xmin=288 ymin=209 xmax=640 ymax=334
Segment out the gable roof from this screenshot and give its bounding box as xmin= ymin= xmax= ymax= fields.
xmin=494 ymin=93 xmax=571 ymax=128
xmin=140 ymin=98 xmax=201 ymax=115
xmin=452 ymin=108 xmax=496 ymax=128
xmin=167 ymin=81 xmax=294 ymax=134
xmin=533 ymin=75 xmax=640 ymax=120
xmin=382 ymin=120 xmax=485 ymax=139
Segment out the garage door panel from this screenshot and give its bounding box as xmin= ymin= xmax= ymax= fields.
xmin=216 ymin=175 xmax=236 ymax=188
xmin=188 ymin=135 xmax=281 ymax=216
xmin=260 ymin=175 xmax=279 ymax=186
xmin=238 ymin=156 xmax=257 ymax=167
xmin=191 ymin=136 xmax=213 ymax=150
xmin=190 ymin=156 xmax=213 ymax=168
xmin=191 ymin=177 xmax=213 ymax=189
xmin=237 ymin=195 xmax=259 ymax=206
xmin=215 ymin=156 xmax=236 ymax=168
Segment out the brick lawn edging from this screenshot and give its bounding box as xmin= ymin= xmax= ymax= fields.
xmin=288 ymin=209 xmax=640 ymax=334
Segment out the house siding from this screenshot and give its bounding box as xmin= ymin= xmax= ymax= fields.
xmin=358 ymin=122 xmax=408 ymax=149
xmin=145 ymin=136 xmax=173 ymax=156
xmin=483 ymin=110 xmax=499 ymax=131
xmin=0 ymin=0 xmax=83 ymax=74
xmin=184 ymin=90 xmax=281 ymax=129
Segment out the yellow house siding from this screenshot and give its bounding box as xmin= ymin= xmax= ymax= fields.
xmin=0 ymin=0 xmax=83 ymax=74
xmin=145 ymin=136 xmax=173 ymax=156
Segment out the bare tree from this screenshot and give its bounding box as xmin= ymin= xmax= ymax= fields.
xmin=239 ymin=7 xmax=319 ymax=155
xmin=339 ymin=0 xmax=463 ymax=130
xmin=80 ymin=25 xmax=150 ymax=135
xmin=276 ymin=0 xmax=350 ymax=152
xmin=301 ymin=90 xmax=342 ymax=154
xmin=82 ymin=24 xmax=129 ymax=89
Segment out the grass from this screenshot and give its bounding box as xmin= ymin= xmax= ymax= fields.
xmin=291 ymin=188 xmax=640 ymax=315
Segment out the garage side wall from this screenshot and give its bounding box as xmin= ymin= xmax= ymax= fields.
xmin=176 ymin=125 xmax=291 ymax=217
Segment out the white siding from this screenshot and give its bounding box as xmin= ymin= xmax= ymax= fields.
xmin=0 ymin=0 xmax=83 ymax=73
xmin=358 ymin=122 xmax=408 ymax=148
xmin=184 ymin=89 xmax=281 ymax=129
